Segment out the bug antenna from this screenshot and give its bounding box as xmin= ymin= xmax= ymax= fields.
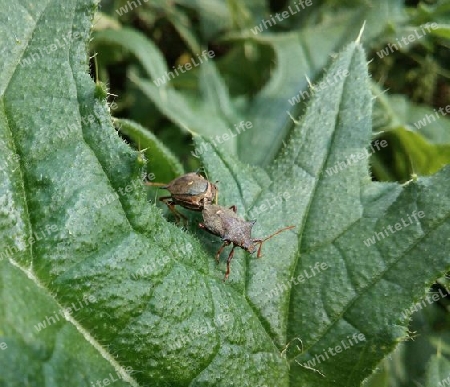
xmin=261 ymin=225 xmax=295 ymax=243
xmin=254 ymin=225 xmax=295 ymax=257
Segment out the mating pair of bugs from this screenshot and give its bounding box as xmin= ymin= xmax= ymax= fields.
xmin=146 ymin=172 xmax=294 ymax=280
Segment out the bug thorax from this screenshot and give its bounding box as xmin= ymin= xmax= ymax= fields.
xmin=202 ymin=204 xmax=257 ymax=252
xmin=201 ymin=204 xmax=229 ymax=234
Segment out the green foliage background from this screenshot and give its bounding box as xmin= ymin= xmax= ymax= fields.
xmin=1 ymin=0 xmax=450 ymax=386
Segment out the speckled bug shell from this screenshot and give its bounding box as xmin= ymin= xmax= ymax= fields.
xmin=164 ymin=172 xmax=217 ymax=211
xmin=202 ymin=204 xmax=256 ymax=253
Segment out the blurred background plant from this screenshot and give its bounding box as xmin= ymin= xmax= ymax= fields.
xmin=90 ymin=1 xmax=450 ymax=386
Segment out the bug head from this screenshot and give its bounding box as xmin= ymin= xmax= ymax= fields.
xmin=246 ymin=242 xmax=257 ymax=254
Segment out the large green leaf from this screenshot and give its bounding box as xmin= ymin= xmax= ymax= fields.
xmin=2 ymin=1 xmax=450 ymax=387
xmin=0 ymin=1 xmax=287 ymax=386
xmin=196 ymin=39 xmax=450 ymax=386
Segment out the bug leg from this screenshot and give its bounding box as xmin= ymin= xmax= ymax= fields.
xmin=214 ymin=181 xmax=219 ymax=204
xmin=253 ymin=240 xmax=264 ymax=258
xmin=215 ymin=240 xmax=231 ymax=264
xmin=160 ymin=197 xmax=187 ymax=224
xmin=144 ymin=181 xmax=167 ymax=187
xmin=224 ymin=245 xmax=237 ymax=281
xmin=196 ymin=167 xmax=206 ymax=177
xmin=229 ymin=205 xmax=237 ymax=213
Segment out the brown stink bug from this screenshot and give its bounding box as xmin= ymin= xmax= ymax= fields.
xmin=200 ymin=204 xmax=295 ymax=280
xmin=145 ymin=172 xmax=218 ymax=223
